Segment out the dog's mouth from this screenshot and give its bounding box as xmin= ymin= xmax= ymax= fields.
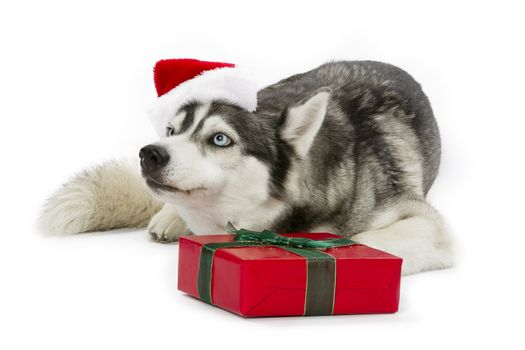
xmin=146 ymin=178 xmax=205 ymax=195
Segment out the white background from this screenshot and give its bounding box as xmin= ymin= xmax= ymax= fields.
xmin=1 ymin=0 xmax=524 ymax=349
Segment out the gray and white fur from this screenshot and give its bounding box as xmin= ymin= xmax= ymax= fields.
xmin=39 ymin=61 xmax=453 ymax=275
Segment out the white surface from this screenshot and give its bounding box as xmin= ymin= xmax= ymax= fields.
xmin=1 ymin=1 xmax=524 ymax=349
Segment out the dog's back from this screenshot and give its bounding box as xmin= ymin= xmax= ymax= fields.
xmin=260 ymin=61 xmax=440 ymax=192
xmin=259 ymin=61 xmax=441 ymax=236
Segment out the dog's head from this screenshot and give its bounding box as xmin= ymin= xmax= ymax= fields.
xmin=139 ymin=88 xmax=331 ymax=226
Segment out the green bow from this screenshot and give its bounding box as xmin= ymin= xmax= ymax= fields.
xmin=231 ymin=227 xmax=357 ymax=249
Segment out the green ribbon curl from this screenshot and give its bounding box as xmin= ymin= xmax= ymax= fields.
xmin=232 ymin=227 xmax=356 ymax=249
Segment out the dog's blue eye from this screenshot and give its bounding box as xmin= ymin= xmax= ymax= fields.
xmin=212 ymin=133 xmax=231 ymax=147
xmin=166 ymin=127 xmax=175 ymax=137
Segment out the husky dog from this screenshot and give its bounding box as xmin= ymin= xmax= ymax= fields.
xmin=39 ymin=61 xmax=453 ymax=275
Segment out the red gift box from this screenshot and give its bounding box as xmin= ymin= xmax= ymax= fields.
xmin=178 ymin=232 xmax=402 ymax=317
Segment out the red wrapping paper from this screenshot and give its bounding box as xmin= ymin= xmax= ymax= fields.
xmin=178 ymin=232 xmax=402 ymax=317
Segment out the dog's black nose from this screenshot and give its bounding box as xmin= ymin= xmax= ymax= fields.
xmin=139 ymin=145 xmax=170 ymax=173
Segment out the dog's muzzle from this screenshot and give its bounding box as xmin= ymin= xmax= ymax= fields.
xmin=139 ymin=145 xmax=170 ymax=173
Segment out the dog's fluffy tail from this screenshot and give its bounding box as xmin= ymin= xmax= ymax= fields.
xmin=38 ymin=158 xmax=163 ymax=235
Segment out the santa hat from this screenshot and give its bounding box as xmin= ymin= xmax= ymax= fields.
xmin=147 ymin=58 xmax=258 ymax=136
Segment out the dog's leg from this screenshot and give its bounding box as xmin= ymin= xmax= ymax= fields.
xmin=351 ymin=199 xmax=453 ymax=275
xmin=148 ymin=203 xmax=190 ymax=243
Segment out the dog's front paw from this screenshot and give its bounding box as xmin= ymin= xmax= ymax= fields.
xmin=147 ymin=205 xmax=189 ymax=243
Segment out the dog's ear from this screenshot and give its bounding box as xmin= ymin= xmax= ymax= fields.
xmin=280 ymin=88 xmax=331 ymax=158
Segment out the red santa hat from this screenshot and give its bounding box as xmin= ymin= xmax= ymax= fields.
xmin=148 ymin=58 xmax=258 ymax=136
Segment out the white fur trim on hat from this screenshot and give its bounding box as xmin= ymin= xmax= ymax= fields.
xmin=147 ymin=67 xmax=258 ymax=137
